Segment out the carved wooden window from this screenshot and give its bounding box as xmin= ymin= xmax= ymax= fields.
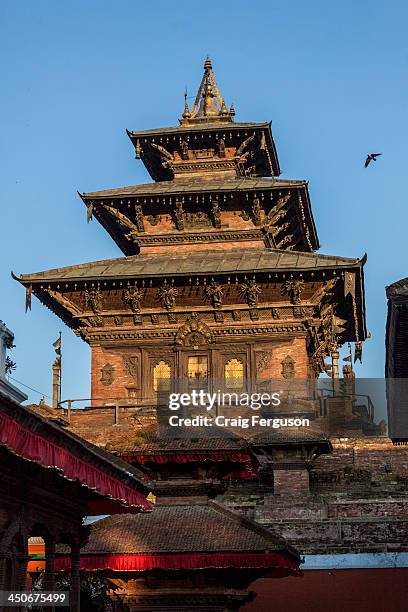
xmin=281 ymin=356 xmax=295 ymax=379
xmin=187 ymin=356 xmax=208 ymax=389
xmin=153 ymin=361 xmax=171 ymax=392
xmin=225 ymin=359 xmax=244 ymax=389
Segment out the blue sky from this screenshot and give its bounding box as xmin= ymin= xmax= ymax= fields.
xmin=1 ymin=0 xmax=407 ymax=403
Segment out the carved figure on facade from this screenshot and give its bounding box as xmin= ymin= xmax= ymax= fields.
xmin=123 ymin=286 xmax=144 ymax=313
xmin=157 ymin=282 xmax=178 ymax=310
xmin=218 ymin=137 xmax=226 ymax=158
xmin=281 ymin=279 xmax=305 ymax=304
xmin=180 ymin=139 xmax=189 ymax=160
xmin=204 ymin=281 xmax=224 ymax=309
xmin=174 ymin=199 xmax=185 ymax=230
xmin=251 ymin=196 xmax=262 ymax=226
xmin=239 ymin=279 xmax=262 ymax=307
xmin=84 ymin=288 xmax=102 ymax=314
xmin=134 ymin=203 xmax=145 ymax=232
xmin=211 ymin=197 xmax=221 ymax=228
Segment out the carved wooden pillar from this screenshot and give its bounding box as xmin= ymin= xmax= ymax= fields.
xmin=69 ymin=543 xmax=81 ymax=612
xmin=44 ymin=537 xmax=56 ymax=612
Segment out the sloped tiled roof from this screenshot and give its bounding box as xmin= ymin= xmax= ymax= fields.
xmin=251 ymin=428 xmax=331 ymax=447
xmin=128 ymin=121 xmax=270 ymax=137
xmin=79 ymin=501 xmax=293 ymax=555
xmin=81 ymin=177 xmax=305 ymax=199
xmin=18 ymin=248 xmax=361 ymax=284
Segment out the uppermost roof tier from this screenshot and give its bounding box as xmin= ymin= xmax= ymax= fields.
xmin=127 ymin=58 xmax=280 ymax=181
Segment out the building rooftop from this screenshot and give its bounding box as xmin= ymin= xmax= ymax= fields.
xmin=18 ymin=248 xmax=362 ymax=284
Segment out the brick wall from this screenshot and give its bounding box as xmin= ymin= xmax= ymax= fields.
xmin=273 ymin=469 xmax=310 ymax=495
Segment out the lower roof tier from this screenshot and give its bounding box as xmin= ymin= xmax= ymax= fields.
xmin=55 ymin=501 xmax=300 ymax=574
xmin=15 ymin=248 xmax=367 ymax=369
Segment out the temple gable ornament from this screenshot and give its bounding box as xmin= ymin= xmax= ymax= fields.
xmin=175 ymin=314 xmax=214 ymax=346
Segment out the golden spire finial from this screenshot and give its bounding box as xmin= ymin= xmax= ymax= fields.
xmin=182 ymin=90 xmax=191 ymax=119
xmin=187 ymin=57 xmax=233 ymax=122
xmin=204 ymin=56 xmax=212 ymax=71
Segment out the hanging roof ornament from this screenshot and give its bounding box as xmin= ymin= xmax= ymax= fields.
xmin=180 ymin=57 xmax=234 ymax=125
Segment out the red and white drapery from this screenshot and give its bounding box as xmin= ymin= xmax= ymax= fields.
xmin=0 ymin=410 xmax=151 ymax=514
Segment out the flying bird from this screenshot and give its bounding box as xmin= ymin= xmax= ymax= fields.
xmin=364 ymin=153 xmax=382 ymax=168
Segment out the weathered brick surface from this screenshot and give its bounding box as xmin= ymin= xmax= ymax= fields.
xmin=260 ymin=518 xmax=408 ymax=553
xmin=273 ymin=469 xmax=310 ymax=495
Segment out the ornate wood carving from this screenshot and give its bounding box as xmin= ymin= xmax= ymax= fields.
xmin=84 ymin=288 xmax=102 ymax=314
xmin=184 ymin=211 xmax=211 ymax=228
xmin=236 ymin=133 xmax=255 ymax=160
xmin=123 ymin=286 xmax=144 ymax=313
xmin=134 ymin=203 xmax=145 ymax=232
xmin=239 ymin=279 xmax=262 ymax=307
xmin=150 ymin=142 xmax=174 ymax=170
xmin=123 ymin=355 xmax=139 ymax=379
xmin=211 ymin=197 xmax=221 ymax=228
xmin=146 ymin=214 xmax=160 ymax=226
xmin=251 ymin=196 xmax=262 ymax=226
xmin=204 ymin=281 xmax=224 ymax=309
xmin=175 ymin=314 xmax=214 ymax=346
xmin=256 ymin=351 xmax=271 ymax=375
xmin=157 ymin=282 xmax=178 ymax=310
xmin=103 ymin=205 xmax=138 ymax=240
xmin=180 ymin=139 xmax=189 ymax=160
xmin=173 ymin=199 xmax=184 ymax=230
xmin=282 ymin=279 xmax=305 ymax=304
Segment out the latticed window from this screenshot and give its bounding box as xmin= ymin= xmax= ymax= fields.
xmin=153 ymin=361 xmax=171 ymax=392
xmin=187 ymin=356 xmax=208 ymax=389
xmin=225 ymin=358 xmax=244 ymax=389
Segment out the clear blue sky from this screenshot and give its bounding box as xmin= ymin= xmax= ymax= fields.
xmin=1 ymin=0 xmax=407 ymax=403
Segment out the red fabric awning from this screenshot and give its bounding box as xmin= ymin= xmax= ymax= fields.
xmin=120 ymin=452 xmax=251 ymax=465
xmin=55 ymin=552 xmax=300 ymax=576
xmin=0 ymin=410 xmax=151 ymax=513
xmin=120 ymin=451 xmax=257 ymax=480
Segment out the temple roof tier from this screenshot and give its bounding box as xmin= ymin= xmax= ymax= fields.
xmin=55 ymin=501 xmax=300 ymax=570
xmin=126 ymin=57 xmax=280 ymax=180
xmin=15 ymin=247 xmax=367 ymax=358
xmin=17 ymin=248 xmax=363 ymax=283
xmin=80 ymin=178 xmax=319 ymax=255
xmin=127 ymin=121 xmax=280 ymax=181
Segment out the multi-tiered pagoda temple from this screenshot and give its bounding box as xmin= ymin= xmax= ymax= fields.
xmin=16 ymin=58 xmax=371 ymax=610
xmin=17 ymin=57 xmax=366 ymax=402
